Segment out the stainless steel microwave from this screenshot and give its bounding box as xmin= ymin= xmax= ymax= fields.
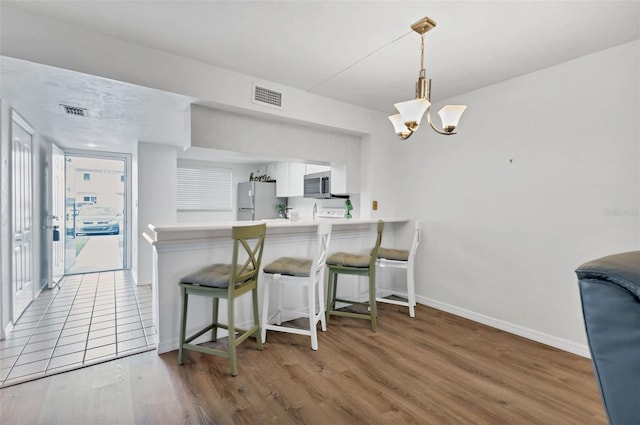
xmin=304 ymin=171 xmax=331 ymax=198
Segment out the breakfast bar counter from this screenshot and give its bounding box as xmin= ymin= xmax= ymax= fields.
xmin=144 ymin=217 xmax=410 ymax=354
xmin=146 ymin=217 xmax=409 ymax=243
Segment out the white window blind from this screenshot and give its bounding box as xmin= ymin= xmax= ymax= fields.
xmin=176 ymin=165 xmax=232 ymax=211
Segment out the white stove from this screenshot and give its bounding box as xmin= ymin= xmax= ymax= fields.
xmin=316 ymin=208 xmax=346 ymax=219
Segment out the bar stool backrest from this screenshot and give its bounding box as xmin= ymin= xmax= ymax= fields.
xmin=313 ymin=222 xmax=333 ymax=277
xmin=370 ymin=220 xmax=385 ymax=268
xmin=408 ymin=220 xmax=422 ymax=265
xmin=230 ymin=223 xmax=267 ymax=295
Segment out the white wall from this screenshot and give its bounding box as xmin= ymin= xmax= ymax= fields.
xmin=191 ymin=105 xmax=362 ymax=165
xmin=136 ymin=142 xmax=177 ymax=285
xmin=396 ymin=40 xmax=640 ymax=355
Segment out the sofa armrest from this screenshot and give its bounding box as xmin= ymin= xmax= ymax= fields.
xmin=576 ymin=251 xmax=640 ymax=299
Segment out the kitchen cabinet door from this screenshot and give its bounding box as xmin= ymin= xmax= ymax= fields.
xmin=275 ymin=162 xmax=290 ymax=197
xmin=289 ymin=162 xmax=305 ymax=196
xmin=305 ymin=164 xmax=330 ymax=174
xmin=275 ymin=162 xmax=306 ymax=197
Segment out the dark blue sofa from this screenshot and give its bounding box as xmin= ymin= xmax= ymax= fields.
xmin=576 ymin=251 xmax=640 ymax=425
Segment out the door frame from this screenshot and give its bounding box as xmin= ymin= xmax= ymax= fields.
xmin=63 ymin=149 xmax=132 ymax=271
xmin=47 ymin=143 xmax=65 ymax=287
xmin=0 ymin=100 xmax=4 ymax=339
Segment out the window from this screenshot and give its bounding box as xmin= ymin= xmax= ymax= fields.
xmin=176 ymin=164 xmax=232 ymax=211
xmin=83 ymin=173 xmax=90 ymax=181
xmin=120 ymin=175 xmax=125 ymax=182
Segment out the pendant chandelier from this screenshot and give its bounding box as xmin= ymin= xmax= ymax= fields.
xmin=388 ymin=17 xmax=467 ymax=140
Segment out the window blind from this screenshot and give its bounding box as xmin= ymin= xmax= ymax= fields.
xmin=176 ymin=165 xmax=232 ymax=211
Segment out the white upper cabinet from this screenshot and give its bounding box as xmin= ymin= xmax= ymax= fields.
xmin=276 ymin=162 xmax=306 ymax=197
xmin=331 ymin=140 xmax=360 ymax=195
xmin=276 ymin=160 xmax=360 ymax=197
xmin=305 ymin=164 xmax=330 ymax=175
xmin=276 ymin=162 xmax=332 ymax=197
xmin=330 ymin=163 xmax=348 ymax=194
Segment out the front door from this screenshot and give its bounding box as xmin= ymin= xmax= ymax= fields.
xmin=11 ymin=111 xmax=34 ymax=322
xmin=48 ymin=143 xmax=65 ymax=287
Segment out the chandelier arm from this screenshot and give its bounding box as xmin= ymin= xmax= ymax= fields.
xmin=401 ymin=131 xmax=413 ymax=140
xmin=426 ymin=108 xmax=456 ymax=135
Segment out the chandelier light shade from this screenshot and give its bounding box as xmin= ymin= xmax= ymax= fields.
xmin=388 ymin=114 xmax=410 ymax=136
xmin=438 ymin=105 xmax=467 ymax=134
xmin=393 ymin=98 xmax=431 ymax=131
xmin=389 ymin=17 xmax=467 ymax=140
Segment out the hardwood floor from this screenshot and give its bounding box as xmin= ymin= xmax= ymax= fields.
xmin=0 ymin=303 xmax=605 ymax=425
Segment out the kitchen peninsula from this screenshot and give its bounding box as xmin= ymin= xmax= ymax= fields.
xmin=144 ymin=218 xmax=410 ymax=354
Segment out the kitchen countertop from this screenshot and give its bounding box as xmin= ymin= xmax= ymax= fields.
xmin=146 ymin=217 xmax=409 ymax=244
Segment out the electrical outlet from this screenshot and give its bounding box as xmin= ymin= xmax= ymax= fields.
xmin=372 ymin=200 xmax=378 ymax=211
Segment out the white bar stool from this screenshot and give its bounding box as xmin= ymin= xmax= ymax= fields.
xmin=261 ymin=222 xmax=332 ymax=350
xmin=376 ymin=220 xmax=422 ymax=317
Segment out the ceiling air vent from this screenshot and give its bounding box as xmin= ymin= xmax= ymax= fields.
xmin=252 ymin=84 xmax=283 ymax=109
xmin=60 ymin=104 xmax=88 ymax=117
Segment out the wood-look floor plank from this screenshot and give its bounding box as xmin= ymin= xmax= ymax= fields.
xmin=0 ymin=303 xmax=606 ymax=425
xmin=0 ymin=371 xmax=50 ymax=424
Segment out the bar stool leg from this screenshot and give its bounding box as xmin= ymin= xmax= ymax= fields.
xmin=212 ymin=298 xmax=219 ymax=341
xmin=252 ymin=285 xmax=263 ymax=350
xmin=308 ymin=273 xmax=319 ymax=350
xmin=318 ymin=270 xmax=327 ymax=332
xmin=276 ymin=275 xmax=284 ymax=325
xmin=368 ymin=272 xmax=377 ymax=332
xmin=261 ymin=275 xmax=272 ymax=343
xmin=326 ymin=271 xmax=336 ymax=326
xmin=228 ymin=298 xmax=238 ymax=377
xmin=407 ymin=262 xmax=416 ymax=318
xmin=178 ymin=287 xmax=188 ymax=365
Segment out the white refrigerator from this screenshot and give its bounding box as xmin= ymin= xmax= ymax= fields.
xmin=237 ymin=181 xmax=284 ymax=221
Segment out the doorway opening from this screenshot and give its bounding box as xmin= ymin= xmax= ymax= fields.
xmin=64 ymin=154 xmax=128 ymax=275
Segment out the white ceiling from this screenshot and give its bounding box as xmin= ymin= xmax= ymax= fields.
xmin=1 ymin=1 xmax=639 ymax=156
xmin=1 ymin=56 xmax=194 ymax=153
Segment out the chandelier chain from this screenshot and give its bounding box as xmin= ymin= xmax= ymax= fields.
xmin=419 ymin=33 xmax=425 ymax=76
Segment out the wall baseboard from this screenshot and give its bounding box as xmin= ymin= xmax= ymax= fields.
xmin=417 ymin=296 xmax=591 ymax=358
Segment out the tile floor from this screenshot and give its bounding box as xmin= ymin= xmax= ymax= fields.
xmin=0 ymin=270 xmax=156 ymax=388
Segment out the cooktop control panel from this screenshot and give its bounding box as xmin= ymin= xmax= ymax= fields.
xmin=316 ymin=208 xmax=346 ymax=219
